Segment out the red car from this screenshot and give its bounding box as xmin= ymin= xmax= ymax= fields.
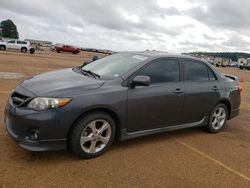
xmin=55 ymin=45 xmax=80 ymax=54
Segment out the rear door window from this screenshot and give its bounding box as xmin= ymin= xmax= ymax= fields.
xmin=183 ymin=60 xmax=216 ymax=81
xmin=17 ymin=41 xmax=27 ymax=44
xmin=8 ymin=40 xmax=15 ymax=43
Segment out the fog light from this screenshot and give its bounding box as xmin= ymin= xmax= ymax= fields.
xmin=27 ymin=129 xmax=39 ymax=141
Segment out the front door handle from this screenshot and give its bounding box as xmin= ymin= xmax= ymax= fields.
xmin=213 ymin=86 xmax=219 ymax=91
xmin=173 ymin=88 xmax=183 ymax=94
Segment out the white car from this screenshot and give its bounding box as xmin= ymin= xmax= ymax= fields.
xmin=0 ymin=39 xmax=35 ymax=54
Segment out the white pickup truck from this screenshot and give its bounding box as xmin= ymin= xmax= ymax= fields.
xmin=0 ymin=39 xmax=35 ymax=54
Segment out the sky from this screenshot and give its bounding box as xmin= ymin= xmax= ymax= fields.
xmin=1 ymin=0 xmax=250 ymax=53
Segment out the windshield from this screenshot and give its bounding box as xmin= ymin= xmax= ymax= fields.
xmin=82 ymin=53 xmax=148 ymax=78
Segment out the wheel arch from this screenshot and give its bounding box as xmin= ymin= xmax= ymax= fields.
xmin=67 ymin=107 xmax=122 ymax=145
xmin=21 ymin=47 xmax=27 ymax=51
xmin=216 ymin=100 xmax=231 ymax=119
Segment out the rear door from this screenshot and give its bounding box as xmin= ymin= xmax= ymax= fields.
xmin=126 ymin=58 xmax=185 ymax=132
xmin=180 ymin=59 xmax=220 ymax=124
xmin=6 ymin=40 xmax=16 ymax=49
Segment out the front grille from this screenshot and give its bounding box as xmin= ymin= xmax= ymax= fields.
xmin=11 ymin=92 xmax=30 ymax=106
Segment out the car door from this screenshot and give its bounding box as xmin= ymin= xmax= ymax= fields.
xmin=64 ymin=45 xmax=70 ymax=52
xmin=6 ymin=40 xmax=16 ymax=49
xmin=126 ymin=58 xmax=185 ymax=132
xmin=180 ymin=59 xmax=220 ymax=124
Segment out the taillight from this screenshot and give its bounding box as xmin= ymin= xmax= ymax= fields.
xmin=238 ymin=85 xmax=243 ymax=94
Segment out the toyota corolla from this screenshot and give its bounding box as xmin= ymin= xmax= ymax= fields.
xmin=4 ymin=51 xmax=241 ymax=158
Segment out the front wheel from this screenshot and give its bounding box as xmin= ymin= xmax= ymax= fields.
xmin=206 ymin=104 xmax=228 ymax=133
xmin=21 ymin=47 xmax=27 ymax=53
xmin=69 ymin=112 xmax=116 ymax=159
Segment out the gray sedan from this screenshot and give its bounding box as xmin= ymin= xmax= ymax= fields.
xmin=4 ymin=51 xmax=241 ymax=158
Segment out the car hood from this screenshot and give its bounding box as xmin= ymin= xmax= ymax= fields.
xmin=19 ymin=68 xmax=105 ymax=97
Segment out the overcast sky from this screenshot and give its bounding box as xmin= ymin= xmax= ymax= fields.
xmin=1 ymin=0 xmax=250 ymax=52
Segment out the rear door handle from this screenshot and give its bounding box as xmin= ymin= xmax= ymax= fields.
xmin=173 ymin=88 xmax=183 ymax=94
xmin=213 ymin=86 xmax=219 ymax=91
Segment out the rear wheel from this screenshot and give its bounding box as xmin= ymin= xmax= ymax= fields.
xmin=69 ymin=112 xmax=116 ymax=159
xmin=206 ymin=104 xmax=228 ymax=133
xmin=0 ymin=45 xmax=6 ymax=51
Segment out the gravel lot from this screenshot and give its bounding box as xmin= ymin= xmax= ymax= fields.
xmin=0 ymin=51 xmax=249 ymax=187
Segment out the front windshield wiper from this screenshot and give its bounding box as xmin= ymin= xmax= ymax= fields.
xmin=80 ymin=69 xmax=100 ymax=79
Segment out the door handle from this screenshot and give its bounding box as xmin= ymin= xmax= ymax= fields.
xmin=173 ymin=88 xmax=183 ymax=94
xmin=213 ymin=86 xmax=219 ymax=91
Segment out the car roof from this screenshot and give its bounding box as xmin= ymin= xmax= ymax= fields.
xmin=124 ymin=51 xmax=204 ymax=62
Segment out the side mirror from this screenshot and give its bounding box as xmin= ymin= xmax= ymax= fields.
xmin=131 ymin=75 xmax=151 ymax=88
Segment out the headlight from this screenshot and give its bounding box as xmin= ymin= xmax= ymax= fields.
xmin=27 ymin=97 xmax=71 ymax=111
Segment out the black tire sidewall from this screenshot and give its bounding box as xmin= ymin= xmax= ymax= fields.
xmin=69 ymin=112 xmax=116 ymax=159
xmin=0 ymin=46 xmax=6 ymax=50
xmin=207 ymin=103 xmax=228 ymax=133
xmin=21 ymin=48 xmax=27 ymax=53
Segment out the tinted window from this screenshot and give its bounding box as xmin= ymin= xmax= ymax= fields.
xmin=208 ymin=68 xmax=217 ymax=80
xmin=137 ymin=59 xmax=180 ymax=83
xmin=17 ymin=41 xmax=27 ymax=44
xmin=184 ymin=61 xmax=210 ymax=81
xmin=8 ymin=40 xmax=15 ymax=43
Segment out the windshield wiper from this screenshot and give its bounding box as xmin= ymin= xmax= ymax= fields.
xmin=80 ymin=69 xmax=100 ymax=79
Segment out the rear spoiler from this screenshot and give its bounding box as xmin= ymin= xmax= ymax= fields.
xmin=224 ymin=74 xmax=238 ymax=81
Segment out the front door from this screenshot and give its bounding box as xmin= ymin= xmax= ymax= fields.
xmin=126 ymin=59 xmax=185 ymax=132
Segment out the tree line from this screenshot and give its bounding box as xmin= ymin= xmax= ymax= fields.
xmin=0 ymin=19 xmax=19 ymax=39
xmin=185 ymin=52 xmax=250 ymax=61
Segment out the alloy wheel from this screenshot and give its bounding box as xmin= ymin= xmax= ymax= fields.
xmin=80 ymin=119 xmax=111 ymax=154
xmin=211 ymin=107 xmax=226 ymax=130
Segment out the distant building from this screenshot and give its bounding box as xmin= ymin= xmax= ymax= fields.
xmin=24 ymin=39 xmax=52 ymax=47
xmin=238 ymin=58 xmax=247 ymax=67
xmin=213 ymin=57 xmax=230 ymax=67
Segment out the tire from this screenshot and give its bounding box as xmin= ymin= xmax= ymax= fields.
xmin=21 ymin=47 xmax=27 ymax=53
xmin=30 ymin=48 xmax=35 ymax=54
xmin=69 ymin=112 xmax=116 ymax=159
xmin=206 ymin=103 xmax=228 ymax=133
xmin=0 ymin=45 xmax=6 ymax=51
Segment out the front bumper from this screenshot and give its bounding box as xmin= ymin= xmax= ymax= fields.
xmin=4 ymin=97 xmax=75 ymax=152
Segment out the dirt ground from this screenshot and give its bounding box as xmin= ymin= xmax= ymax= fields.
xmin=0 ymin=50 xmax=249 ymax=187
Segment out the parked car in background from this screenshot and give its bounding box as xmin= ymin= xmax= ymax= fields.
xmin=0 ymin=39 xmax=35 ymax=54
xmin=228 ymin=61 xmax=238 ymax=68
xmin=55 ymin=45 xmax=80 ymax=54
xmin=238 ymin=58 xmax=250 ymax=70
xmin=4 ymin=51 xmax=241 ymax=159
